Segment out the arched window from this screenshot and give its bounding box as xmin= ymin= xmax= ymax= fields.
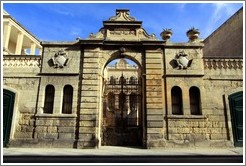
xmin=44 ymin=85 xmax=55 ymax=114
xmin=109 ymin=76 xmax=116 ymax=85
xmin=107 ymin=92 xmax=115 ymax=111
xmin=62 ymin=85 xmax=73 ymax=114
xmin=189 ymin=86 xmax=201 ymax=115
xmin=171 ymin=86 xmax=183 ymax=115
xmin=129 ymin=76 xmax=137 ymax=84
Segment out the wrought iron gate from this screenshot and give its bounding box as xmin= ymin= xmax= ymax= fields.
xmin=102 ymin=74 xmax=142 ymax=146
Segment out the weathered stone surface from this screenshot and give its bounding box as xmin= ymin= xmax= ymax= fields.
xmin=14 ymin=132 xmax=33 ymax=139
xmin=147 ymin=121 xmax=163 ymax=128
xmin=3 ymin=8 xmax=243 ymax=149
xmin=147 ymin=115 xmax=164 ymax=121
xmin=79 ymin=127 xmax=97 ymax=134
xmin=79 ymin=120 xmax=98 ymax=127
xmin=80 ymin=115 xmax=98 ymax=120
xmin=58 ymin=133 xmax=74 ymax=140
xmin=58 ymin=127 xmax=75 ymax=133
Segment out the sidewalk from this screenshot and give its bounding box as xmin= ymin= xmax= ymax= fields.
xmin=3 ymin=146 xmax=243 ymax=156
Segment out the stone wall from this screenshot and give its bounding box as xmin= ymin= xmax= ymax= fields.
xmin=4 ymin=78 xmax=40 ymax=141
xmin=145 ymin=48 xmax=165 ymax=147
xmin=77 ymin=47 xmax=100 ymax=148
xmin=31 ymin=44 xmax=80 ymax=147
xmin=3 ymin=55 xmax=41 ymax=146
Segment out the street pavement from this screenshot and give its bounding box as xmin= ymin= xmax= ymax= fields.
xmin=2 ymin=146 xmax=244 ymax=163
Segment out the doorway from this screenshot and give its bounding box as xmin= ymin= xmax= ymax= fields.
xmin=101 ymin=58 xmax=142 ymax=146
xmin=3 ymin=89 xmax=15 ymax=147
xmin=229 ymin=91 xmax=243 ymax=147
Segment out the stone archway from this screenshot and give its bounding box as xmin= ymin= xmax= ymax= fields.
xmin=99 ymin=55 xmax=144 ymax=147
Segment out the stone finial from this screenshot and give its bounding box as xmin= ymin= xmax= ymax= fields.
xmin=186 ymin=27 xmax=200 ymax=42
xmin=109 ymin=9 xmax=136 ymax=21
xmin=160 ymin=28 xmax=173 ymax=42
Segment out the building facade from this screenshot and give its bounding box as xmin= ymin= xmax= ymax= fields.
xmin=3 ymin=8 xmax=243 ymax=149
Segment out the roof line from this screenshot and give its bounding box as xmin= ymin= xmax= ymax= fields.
xmin=204 ymin=7 xmax=243 ymax=42
xmin=3 ymin=9 xmax=41 ymax=46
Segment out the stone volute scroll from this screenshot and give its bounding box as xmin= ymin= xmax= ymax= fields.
xmin=172 ymin=51 xmax=193 ymax=69
xmin=109 ymin=9 xmax=136 ymax=21
xmin=50 ymin=49 xmax=69 ymax=68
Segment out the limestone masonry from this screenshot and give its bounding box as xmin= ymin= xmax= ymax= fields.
xmin=3 ymin=8 xmax=243 ymax=149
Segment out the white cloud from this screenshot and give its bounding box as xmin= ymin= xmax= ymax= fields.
xmin=69 ymin=27 xmax=82 ymax=37
xmin=204 ymin=3 xmax=241 ymax=37
xmin=213 ymin=3 xmax=235 ymax=22
xmin=177 ymin=3 xmax=186 ymax=12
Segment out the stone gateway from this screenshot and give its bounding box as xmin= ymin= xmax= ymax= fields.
xmin=3 ymin=9 xmax=243 ymax=149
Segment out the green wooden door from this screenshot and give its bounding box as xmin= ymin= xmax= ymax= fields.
xmin=3 ymin=89 xmax=15 ymax=147
xmin=229 ymin=91 xmax=243 ymax=147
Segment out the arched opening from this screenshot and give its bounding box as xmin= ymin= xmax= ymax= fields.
xmin=189 ymin=86 xmax=201 ymax=115
xmin=171 ymin=86 xmax=183 ymax=115
xmin=3 ymin=89 xmax=15 ymax=147
xmin=101 ymin=57 xmax=142 ymax=146
xmin=43 ymin=85 xmax=55 ymax=114
xmin=62 ymin=85 xmax=73 ymax=114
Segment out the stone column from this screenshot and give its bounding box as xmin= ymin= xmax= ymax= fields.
xmin=30 ymin=42 xmax=36 ymax=55
xmin=3 ymin=22 xmax=12 ymax=53
xmin=15 ymin=31 xmax=24 ymax=55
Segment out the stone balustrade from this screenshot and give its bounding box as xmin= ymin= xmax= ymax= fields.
xmin=3 ymin=55 xmax=41 ymax=68
xmin=203 ymin=57 xmax=243 ymax=70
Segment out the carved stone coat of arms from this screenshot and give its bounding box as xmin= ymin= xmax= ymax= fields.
xmin=51 ymin=50 xmax=69 ymax=68
xmin=174 ymin=51 xmax=193 ymax=69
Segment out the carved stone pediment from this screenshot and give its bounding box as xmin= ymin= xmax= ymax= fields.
xmin=88 ymin=9 xmax=157 ymax=41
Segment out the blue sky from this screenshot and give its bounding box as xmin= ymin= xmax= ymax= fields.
xmin=2 ymin=2 xmax=244 ymax=42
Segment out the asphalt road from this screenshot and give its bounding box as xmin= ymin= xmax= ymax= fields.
xmin=3 ymin=155 xmax=243 ymax=163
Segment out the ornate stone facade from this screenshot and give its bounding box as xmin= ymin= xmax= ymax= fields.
xmin=3 ymin=9 xmax=243 ymax=149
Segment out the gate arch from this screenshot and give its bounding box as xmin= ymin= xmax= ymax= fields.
xmin=99 ymin=54 xmax=144 ymax=146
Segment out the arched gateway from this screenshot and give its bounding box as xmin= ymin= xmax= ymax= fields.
xmin=3 ymin=8 xmax=243 ymax=149
xmin=101 ymin=58 xmax=142 ymax=146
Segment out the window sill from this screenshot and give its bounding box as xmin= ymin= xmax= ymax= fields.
xmin=167 ymin=115 xmax=207 ymax=119
xmin=35 ymin=113 xmax=77 ymax=118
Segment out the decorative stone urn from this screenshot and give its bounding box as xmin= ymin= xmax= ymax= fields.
xmin=160 ymin=28 xmax=173 ymax=42
xmin=186 ymin=27 xmax=200 ymax=42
